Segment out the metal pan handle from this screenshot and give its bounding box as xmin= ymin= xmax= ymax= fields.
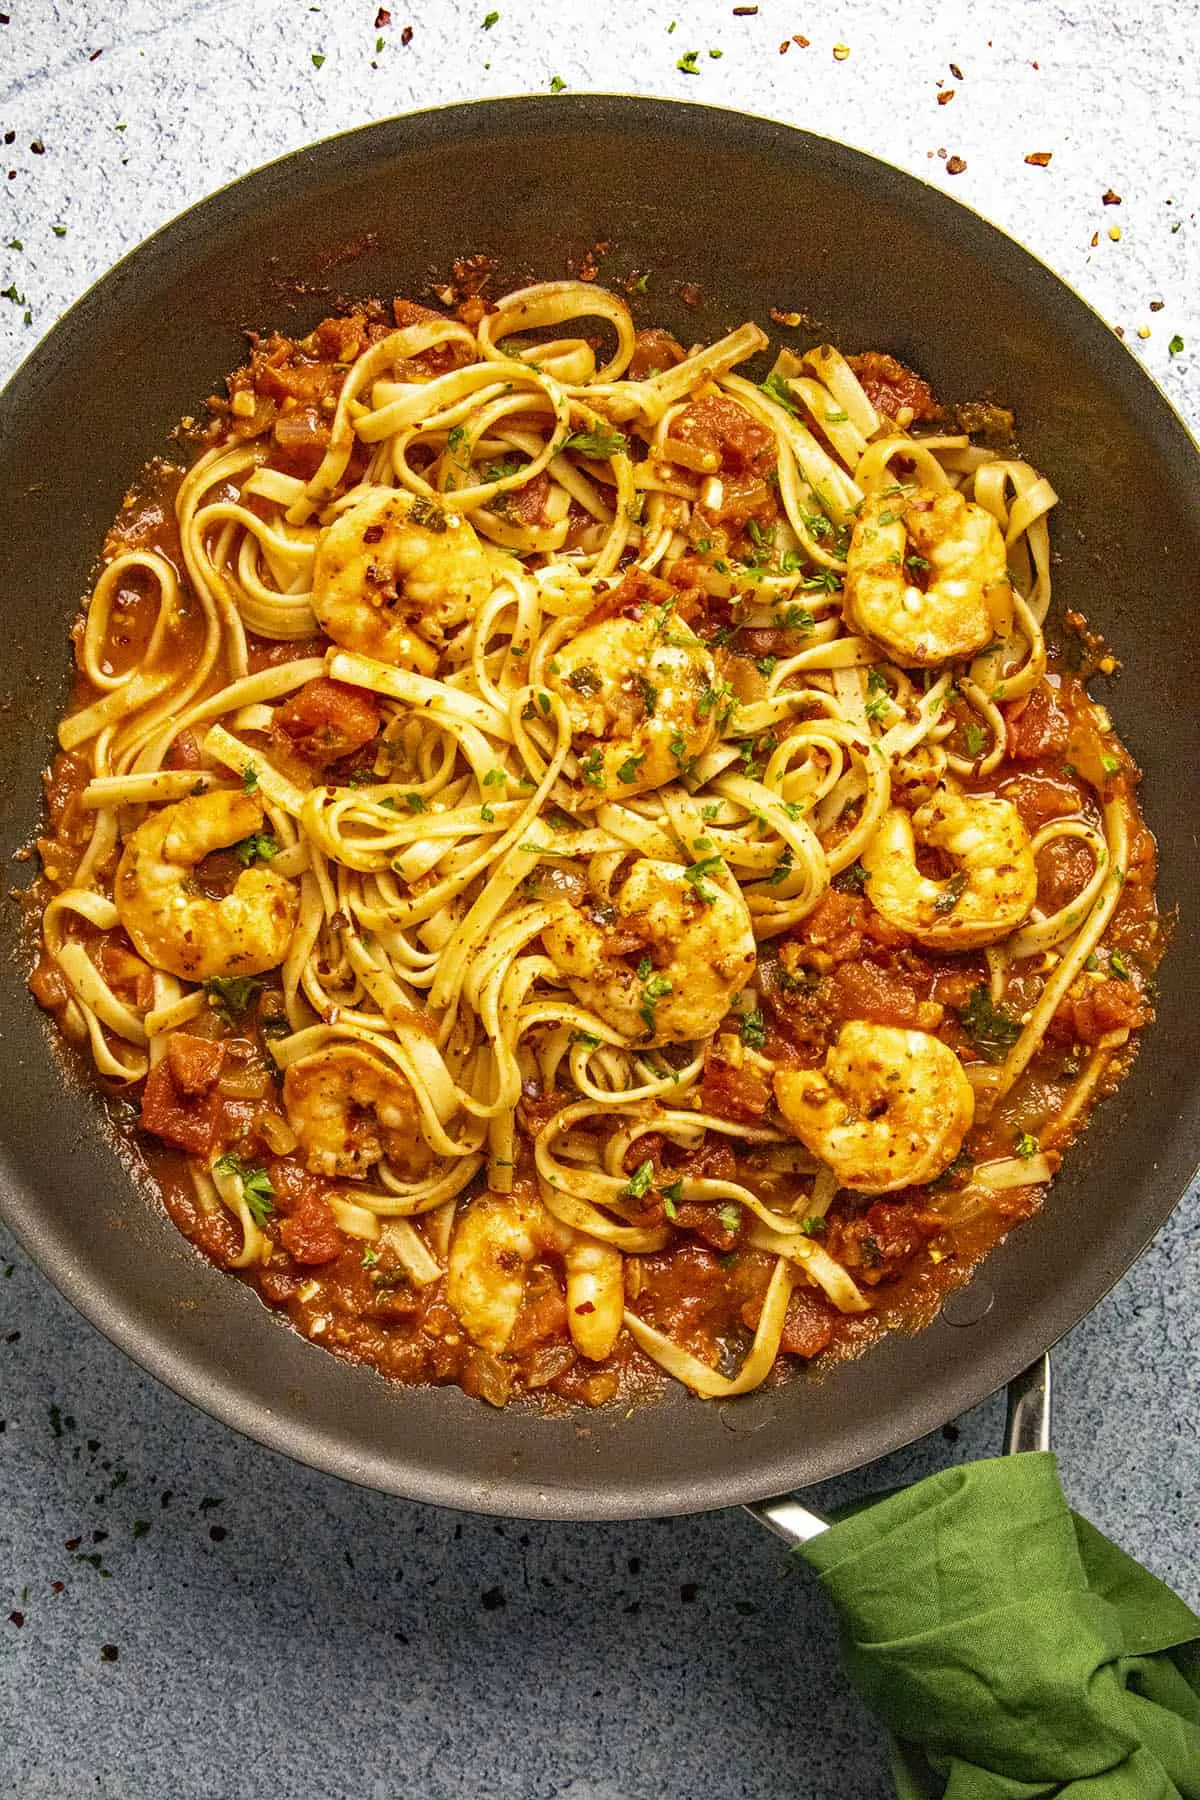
xmin=747 ymin=1353 xmax=1052 ymax=1546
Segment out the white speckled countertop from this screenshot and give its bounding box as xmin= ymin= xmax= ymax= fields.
xmin=1 ymin=4 xmax=1197 ymax=1796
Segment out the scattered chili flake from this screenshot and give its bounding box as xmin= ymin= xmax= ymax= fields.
xmin=89 ymin=47 xmax=102 ymax=60
xmin=100 ymin=1644 xmax=119 ymax=1662
xmin=946 ymin=155 xmax=967 ymax=175
xmin=1102 ymin=188 xmax=1122 ymax=204
xmin=678 ymin=281 xmax=702 ymax=306
xmin=209 ymin=1525 xmax=228 ymax=1542
xmin=1149 ymin=299 xmax=1164 ymax=312
xmin=949 ymin=61 xmax=964 ymax=79
xmin=1024 ymin=151 xmax=1053 ymax=167
xmin=51 ymin=1582 xmax=64 ymax=1595
xmin=832 ymin=42 xmax=850 ymax=59
xmin=771 ymin=306 xmax=803 ymax=326
xmin=400 ymin=23 xmax=413 ymax=43
xmin=8 ymin=1611 xmax=23 ymax=1628
xmin=793 ymin=33 xmax=809 ymax=46
xmin=779 ymin=39 xmax=790 ymax=52
xmin=1090 ymin=231 xmax=1100 ymax=247
xmin=938 ymin=88 xmax=954 ymax=104
xmin=64 ymin=1537 xmax=82 ymax=1552
xmin=680 ymin=1581 xmax=698 ymax=1602
xmin=732 ymin=4 xmax=758 ymax=12
xmin=481 ymin=1585 xmax=506 ymax=1610
xmin=375 ymin=5 xmax=391 ymax=20
xmin=30 ymin=139 xmax=45 ymax=155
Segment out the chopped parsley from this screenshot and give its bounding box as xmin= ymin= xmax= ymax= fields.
xmin=676 ymin=48 xmax=701 ymax=73
xmin=623 ymin=1159 xmax=655 ymax=1199
xmin=1109 ymin=950 xmax=1131 ymax=980
xmin=480 ymin=804 xmax=495 ymax=823
xmin=739 ymin=1008 xmax=766 ymax=1050
xmin=212 ymin=1153 xmax=275 ymax=1226
xmin=765 ymin=847 xmax=793 ymax=886
xmin=684 ymin=854 xmax=724 ymax=905
xmin=640 ymin=970 xmax=673 ymax=1033
xmin=483 ymin=767 xmax=506 ymax=786
xmin=563 ymin=425 xmax=629 ymax=459
xmin=759 ymin=370 xmax=798 ymax=415
xmin=957 ymin=986 xmax=1020 ymax=1062
xmin=781 ymin=605 xmax=816 ymax=632
xmin=756 ymin=655 xmax=778 ymax=679
xmin=636 ymin=674 xmax=659 ymax=716
xmin=1014 ymin=1131 xmax=1038 ymax=1160
xmin=661 ymin=1179 xmax=683 ymax=1220
xmin=1169 ymin=335 xmax=1185 ymax=356
xmin=579 ymin=746 xmax=606 ymax=787
xmin=933 ymin=871 xmax=968 ymax=916
xmin=482 ymin=8 xmax=499 ymax=24
xmin=202 ymin=975 xmax=262 ymax=1023
xmin=617 ymin=752 xmax=646 ymax=784
xmin=232 ymin=832 xmax=279 ymax=866
xmin=405 ymin=792 xmax=427 ymax=812
xmin=801 ymin=568 xmax=842 ymax=593
xmin=566 ymin=664 xmax=603 ymax=697
xmin=717 ymin=1203 xmax=741 ymax=1233
xmin=799 ymin=1215 xmax=828 ymax=1238
xmin=964 ymin=721 xmax=988 ymax=757
xmin=241 ymin=764 xmax=260 ymax=793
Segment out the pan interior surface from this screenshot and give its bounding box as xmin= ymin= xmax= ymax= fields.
xmin=1 ymin=97 xmax=1197 ymax=1520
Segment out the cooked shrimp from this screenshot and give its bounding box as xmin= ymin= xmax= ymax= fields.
xmin=844 ymin=489 xmax=1012 ymax=666
xmin=862 ymin=783 xmax=1037 ymax=950
xmin=775 ymin=1021 xmax=974 ymax=1192
xmin=446 ymin=1187 xmax=623 ymax=1360
xmin=311 ymin=486 xmax=499 ymax=673
xmin=547 ymin=608 xmax=720 ymax=804
xmin=541 ymin=857 xmax=756 ymax=1046
xmin=283 ymin=1043 xmax=431 ymax=1179
xmin=115 ymin=791 xmax=298 ymax=981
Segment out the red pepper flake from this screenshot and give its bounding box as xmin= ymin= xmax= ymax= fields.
xmin=946 ymin=155 xmax=967 ymax=175
xmin=937 ymin=88 xmax=954 ymax=104
xmin=88 ymin=47 xmax=103 ymax=60
xmin=949 ymin=61 xmax=964 ymax=79
xmin=793 ymin=33 xmax=809 ymax=46
xmin=678 ymin=281 xmax=702 ymax=307
xmin=64 ymin=1537 xmax=82 ymax=1552
xmin=1149 ymin=299 xmax=1164 ymax=312
xmin=100 ymin=1644 xmax=119 ymax=1662
xmin=30 ymin=140 xmax=45 ymax=155
xmin=209 ymin=1525 xmax=228 ymax=1542
xmin=481 ymin=1585 xmax=506 ymax=1610
xmin=375 ymin=6 xmax=391 ymax=21
xmin=1090 ymin=231 xmax=1100 ymax=246
xmin=574 ymin=1300 xmax=596 ymax=1315
xmin=1114 ymin=325 xmax=1126 ymax=339
xmin=1025 ymin=151 xmax=1053 ymax=167
xmin=8 ymin=1611 xmax=23 ymax=1628
xmin=680 ymin=1582 xmax=698 ymax=1602
xmin=1102 ymin=188 xmax=1122 ymax=204
xmin=732 ymin=4 xmax=758 ymax=12
xmin=400 ymin=23 xmax=413 ymax=44
xmin=779 ymin=38 xmax=790 ymax=52
xmin=0 ymin=13 xmax=10 ymax=22
xmin=51 ymin=1582 xmax=64 ymax=1595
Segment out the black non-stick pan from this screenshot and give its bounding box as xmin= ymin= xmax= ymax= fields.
xmin=1 ymin=98 xmax=1197 ymax=1520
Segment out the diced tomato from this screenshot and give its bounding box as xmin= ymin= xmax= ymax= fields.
xmin=846 ymin=352 xmax=938 ymax=422
xmin=256 ymin=359 xmax=342 ymax=407
xmin=824 ymin=960 xmax=941 ymax=1031
xmin=311 ymin=314 xmax=370 ymax=364
xmin=675 ymin=1202 xmax=739 ymax=1252
xmin=1001 ymin=771 xmax=1088 ymax=835
xmin=628 ymin=327 xmax=685 ymax=378
xmin=672 ymin=395 xmax=775 ymax=476
xmin=503 ymin=470 xmax=551 ymax=527
xmin=836 ymin=1201 xmax=939 ymax=1284
xmin=277 ymin=1189 xmax=344 ymax=1265
xmin=1036 ymin=837 xmax=1095 ymax=914
xmin=273 ymin=677 xmax=381 ymax=766
xmin=1005 ymin=683 xmax=1070 ymax=761
xmin=140 ymin=1059 xmax=222 ymax=1158
xmin=164 ymin=730 xmax=202 ymax=771
xmin=1052 ymin=976 xmax=1149 ymax=1046
xmin=779 ymin=1286 xmax=838 ymax=1358
xmin=165 ymin=1033 xmax=227 ymax=1097
xmin=270 ymin=408 xmax=331 ymax=478
xmin=699 ymin=1047 xmax=772 ymax=1124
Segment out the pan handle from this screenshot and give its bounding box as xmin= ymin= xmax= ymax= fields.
xmin=746 ymin=1352 xmax=1053 ymax=1546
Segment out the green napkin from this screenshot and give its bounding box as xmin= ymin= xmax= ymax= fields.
xmin=798 ymin=1452 xmax=1200 ymax=1797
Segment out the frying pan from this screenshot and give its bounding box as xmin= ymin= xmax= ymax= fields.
xmin=1 ymin=97 xmax=1197 ymax=1522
